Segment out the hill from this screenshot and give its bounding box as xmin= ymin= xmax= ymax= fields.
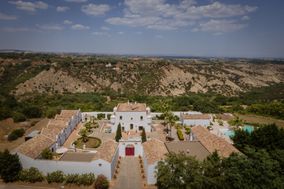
xmin=0 ymin=53 xmax=283 ymax=97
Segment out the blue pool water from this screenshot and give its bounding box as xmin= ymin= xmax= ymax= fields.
xmin=243 ymin=125 xmax=254 ymax=133
xmin=223 ymin=125 xmax=254 ymax=138
xmin=224 ymin=130 xmax=235 ymax=137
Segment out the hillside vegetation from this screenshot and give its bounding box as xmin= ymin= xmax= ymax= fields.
xmin=0 ymin=53 xmax=283 ymax=97
xmin=0 ymin=53 xmax=283 ymax=122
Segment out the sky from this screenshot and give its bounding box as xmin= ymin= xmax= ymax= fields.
xmin=0 ymin=0 xmax=283 ymax=58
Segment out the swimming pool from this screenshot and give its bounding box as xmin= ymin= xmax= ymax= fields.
xmin=220 ymin=125 xmax=254 ymax=138
xmin=243 ymin=125 xmax=254 ymax=133
xmin=219 ymin=128 xmax=235 ymax=137
xmin=224 ymin=130 xmax=235 ymax=137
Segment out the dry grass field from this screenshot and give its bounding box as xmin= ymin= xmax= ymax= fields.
xmin=236 ymin=113 xmax=284 ymax=128
xmin=0 ymin=118 xmax=49 ymax=151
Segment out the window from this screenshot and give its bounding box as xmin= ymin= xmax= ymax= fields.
xmin=98 ymin=163 xmax=102 ymax=167
xmin=120 ymin=116 xmax=122 ymax=120
xmin=140 ymin=116 xmax=143 ymax=120
xmin=131 ymin=117 xmax=133 ymax=120
xmin=122 ymin=127 xmax=125 ymax=131
xmin=130 ymin=124 xmax=134 ymax=129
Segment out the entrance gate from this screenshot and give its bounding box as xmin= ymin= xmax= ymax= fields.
xmin=125 ymin=144 xmax=135 ymax=156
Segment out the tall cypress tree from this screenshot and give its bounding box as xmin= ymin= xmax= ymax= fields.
xmin=141 ymin=128 xmax=147 ymax=143
xmin=115 ymin=123 xmax=122 ymax=142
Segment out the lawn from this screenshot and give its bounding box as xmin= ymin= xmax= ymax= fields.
xmin=236 ymin=113 xmax=284 ymax=128
xmin=74 ymin=137 xmax=101 ymax=149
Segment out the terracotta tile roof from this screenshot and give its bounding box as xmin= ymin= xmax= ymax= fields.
xmin=47 ymin=119 xmax=68 ymax=129
xmin=191 ymin=126 xmax=239 ymax=158
xmin=60 ymin=152 xmax=97 ymax=162
xmin=117 ymin=102 xmax=147 ymax=112
xmin=95 ymin=140 xmax=118 ymax=162
xmin=143 ymin=139 xmax=168 ymax=164
xmin=60 ymin=140 xmax=118 ymax=162
xmin=60 ymin=110 xmax=79 ymax=118
xmin=41 ymin=127 xmax=62 ymax=141
xmin=165 ymin=141 xmax=210 ymax=160
xmin=17 ymin=135 xmax=55 ymax=159
xmin=182 ymin=113 xmax=211 ymax=120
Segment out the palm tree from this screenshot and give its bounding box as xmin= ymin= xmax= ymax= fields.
xmin=164 ymin=111 xmax=176 ymax=137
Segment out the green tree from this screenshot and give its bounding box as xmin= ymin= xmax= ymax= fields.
xmin=156 ymin=153 xmax=201 ymax=189
xmin=40 ymin=148 xmax=53 ymax=160
xmin=0 ymin=149 xmax=22 ymax=182
xmin=163 ymin=111 xmax=176 ymax=137
xmin=115 ymin=123 xmax=122 ymax=142
xmin=141 ymin=128 xmax=146 ymax=143
xmin=79 ymin=128 xmax=89 ymax=143
xmin=22 ymin=106 xmax=42 ymax=118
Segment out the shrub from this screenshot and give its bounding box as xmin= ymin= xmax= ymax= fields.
xmin=177 ymin=129 xmax=184 ymax=141
xmin=0 ymin=149 xmax=22 ymax=182
xmin=40 ymin=148 xmax=53 ymax=160
xmin=12 ymin=112 xmax=26 ymax=122
xmin=19 ymin=167 xmax=44 ymax=183
xmin=65 ymin=173 xmax=95 ymax=186
xmin=46 ymin=171 xmax=65 ymax=183
xmin=78 ymin=173 xmax=96 ymax=185
xmin=94 ymin=174 xmax=109 ymax=189
xmin=185 ymin=127 xmax=191 ymax=135
xmin=65 ymin=174 xmax=80 ymax=184
xmin=22 ymin=106 xmax=42 ymax=118
xmin=8 ymin=128 xmax=25 ymax=141
xmin=97 ymin=113 xmax=105 ymax=120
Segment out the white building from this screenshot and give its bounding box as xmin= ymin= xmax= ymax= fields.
xmin=181 ymin=113 xmax=211 ymax=127
xmin=111 ymin=102 xmax=152 ymax=133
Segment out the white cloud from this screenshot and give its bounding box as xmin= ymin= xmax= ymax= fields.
xmin=71 ymin=24 xmax=90 ymax=30
xmin=9 ymin=1 xmax=48 ymax=12
xmin=93 ymin=31 xmax=111 ymax=37
xmin=242 ymin=15 xmax=250 ymax=21
xmin=37 ymin=24 xmax=64 ymax=31
xmin=101 ymin=26 xmax=110 ymax=31
xmin=195 ymin=19 xmax=246 ymax=34
xmin=117 ymin=31 xmax=124 ymax=35
xmin=82 ymin=4 xmax=110 ymax=16
xmin=106 ymin=0 xmax=257 ymax=32
xmin=63 ymin=20 xmax=73 ymax=25
xmin=65 ymin=0 xmax=87 ymax=2
xmin=0 ymin=12 xmax=17 ymax=20
xmin=57 ymin=6 xmax=69 ymax=12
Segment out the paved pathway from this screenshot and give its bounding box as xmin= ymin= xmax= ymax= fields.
xmin=111 ymin=157 xmax=143 ymax=189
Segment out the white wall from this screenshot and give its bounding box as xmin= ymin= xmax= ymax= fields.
xmin=118 ymin=140 xmax=143 ymax=157
xmin=110 ymin=147 xmax=119 ymax=177
xmin=182 ymin=119 xmax=210 ymax=127
xmin=112 ymin=111 xmax=151 ymax=133
xmin=18 ymin=153 xmax=112 ymax=180
xmin=147 ymin=162 xmax=158 ymax=185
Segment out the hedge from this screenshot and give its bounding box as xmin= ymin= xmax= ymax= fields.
xmin=19 ymin=167 xmax=44 ymax=183
xmin=46 ymin=171 xmax=65 ymax=183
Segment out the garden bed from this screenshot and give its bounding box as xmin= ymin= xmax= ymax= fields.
xmin=73 ymin=137 xmax=101 ymax=149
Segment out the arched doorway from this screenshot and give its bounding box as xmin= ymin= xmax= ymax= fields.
xmin=125 ymin=144 xmax=135 ymax=156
